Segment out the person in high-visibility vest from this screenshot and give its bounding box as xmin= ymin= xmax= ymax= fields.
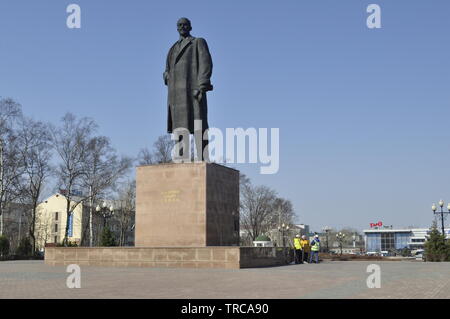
xmin=300 ymin=235 xmax=310 ymax=264
xmin=293 ymin=234 xmax=303 ymax=264
xmin=309 ymin=235 xmax=321 ymax=264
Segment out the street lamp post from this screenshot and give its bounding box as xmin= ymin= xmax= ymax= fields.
xmin=96 ymin=202 xmax=114 ymax=228
xmin=278 ymin=223 xmax=289 ymax=247
xmin=322 ymin=226 xmax=331 ymax=253
xmin=336 ymin=232 xmax=346 ymax=256
xmin=278 ymin=223 xmax=290 ymax=263
xmin=431 ymin=200 xmax=450 ymax=237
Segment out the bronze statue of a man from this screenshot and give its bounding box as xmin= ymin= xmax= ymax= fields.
xmin=164 ymin=17 xmax=213 ymax=161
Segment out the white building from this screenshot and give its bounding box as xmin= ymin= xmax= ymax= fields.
xmin=364 ymin=227 xmax=450 ymax=252
xmin=252 ymin=235 xmax=274 ymax=247
xmin=35 ymin=193 xmax=135 ymax=250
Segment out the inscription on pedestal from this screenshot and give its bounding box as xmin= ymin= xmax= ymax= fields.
xmin=161 ymin=190 xmax=181 ymax=203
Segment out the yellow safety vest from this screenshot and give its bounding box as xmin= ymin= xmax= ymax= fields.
xmin=311 ymin=240 xmax=320 ymax=252
xmin=294 ymin=238 xmax=302 ymax=250
xmin=300 ymin=239 xmax=310 ymax=252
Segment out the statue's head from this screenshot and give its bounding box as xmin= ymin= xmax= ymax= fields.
xmin=177 ymin=17 xmax=192 ymax=37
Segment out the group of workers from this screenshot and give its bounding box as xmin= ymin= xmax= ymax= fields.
xmin=293 ymin=234 xmax=321 ymax=264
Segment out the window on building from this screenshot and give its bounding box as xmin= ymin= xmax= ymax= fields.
xmin=55 ymin=212 xmax=58 ymax=221
xmin=54 ymin=236 xmax=58 ymax=243
xmin=395 ymin=232 xmax=410 ymax=249
xmin=381 ymin=232 xmax=395 ymax=251
xmin=366 ymin=233 xmax=381 ymax=251
xmin=54 ymin=224 xmax=58 ymax=232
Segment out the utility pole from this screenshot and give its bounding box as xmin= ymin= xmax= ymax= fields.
xmin=18 ymin=212 xmax=22 ymax=244
xmin=322 ymin=226 xmax=331 ymax=253
xmin=277 ymin=205 xmax=281 ymax=246
xmin=89 ymin=186 xmax=93 ymax=247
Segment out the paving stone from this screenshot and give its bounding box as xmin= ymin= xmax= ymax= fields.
xmin=0 ymin=260 xmax=449 ymax=299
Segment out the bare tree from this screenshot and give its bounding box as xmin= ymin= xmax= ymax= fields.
xmin=34 ymin=207 xmax=53 ymax=251
xmin=138 ymin=134 xmax=175 ymax=165
xmin=51 ymin=113 xmax=97 ymax=245
xmin=137 ymin=147 xmax=153 ymax=165
xmin=270 ymin=198 xmax=295 ymax=228
xmin=16 ymin=118 xmax=53 ymax=253
xmin=0 ymin=98 xmax=22 ymax=131
xmin=52 ymin=113 xmax=132 ymax=246
xmin=153 ymin=135 xmax=175 ymax=163
xmin=240 ymin=175 xmax=278 ymax=242
xmin=0 ymin=98 xmax=23 ymax=236
xmin=114 ymin=180 xmax=135 ymax=246
xmin=239 ymin=174 xmax=296 ymax=245
xmin=80 ymin=136 xmax=133 ymax=246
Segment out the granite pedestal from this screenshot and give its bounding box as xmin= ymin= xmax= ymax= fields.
xmin=135 ymin=162 xmax=240 ymax=247
xmin=45 ymin=163 xmax=290 ymax=269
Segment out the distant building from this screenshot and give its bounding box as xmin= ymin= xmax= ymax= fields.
xmin=293 ymin=224 xmax=310 ymax=237
xmin=35 ymin=194 xmax=87 ymax=249
xmin=363 ymin=227 xmax=450 ymax=252
xmin=253 ymin=235 xmax=274 ymax=247
xmin=35 ymin=194 xmax=135 ymax=250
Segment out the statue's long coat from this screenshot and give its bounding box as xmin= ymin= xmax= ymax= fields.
xmin=164 ymin=36 xmax=213 ymax=134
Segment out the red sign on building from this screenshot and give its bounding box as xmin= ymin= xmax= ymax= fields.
xmin=370 ymin=221 xmax=383 ymax=228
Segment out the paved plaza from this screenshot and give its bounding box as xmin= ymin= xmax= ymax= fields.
xmin=0 ymin=260 xmax=449 ymax=299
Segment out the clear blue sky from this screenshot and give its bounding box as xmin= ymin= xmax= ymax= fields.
xmin=1 ymin=0 xmax=449 ymax=232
